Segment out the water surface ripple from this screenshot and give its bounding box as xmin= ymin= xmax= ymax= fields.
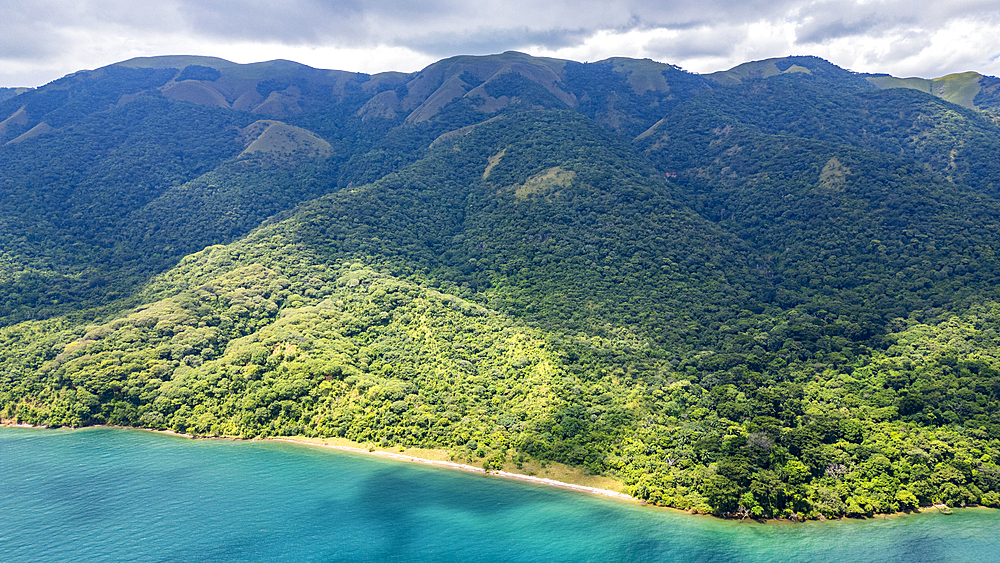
xmin=2 ymin=427 xmax=996 ymax=562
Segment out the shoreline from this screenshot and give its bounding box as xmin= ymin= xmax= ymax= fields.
xmin=3 ymin=423 xmax=983 ymax=521
xmin=0 ymin=422 xmax=634 ymax=503
xmin=265 ymin=436 xmax=637 ymax=502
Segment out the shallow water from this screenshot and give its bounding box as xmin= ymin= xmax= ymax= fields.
xmin=2 ymin=427 xmax=997 ymax=562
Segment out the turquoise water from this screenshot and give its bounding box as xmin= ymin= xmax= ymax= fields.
xmin=2 ymin=427 xmax=998 ymax=562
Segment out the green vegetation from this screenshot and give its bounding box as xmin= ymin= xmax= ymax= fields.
xmin=2 ymin=52 xmax=1000 ymax=520
xmin=867 ymin=71 xmax=1000 ymax=116
xmin=0 ymin=87 xmax=30 ymax=103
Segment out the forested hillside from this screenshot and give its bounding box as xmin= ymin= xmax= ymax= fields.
xmin=3 ymin=52 xmax=1000 ymax=520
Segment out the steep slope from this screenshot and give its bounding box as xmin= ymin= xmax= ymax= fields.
xmin=359 ymin=51 xmax=713 ymax=137
xmin=705 ymin=55 xmax=871 ymax=88
xmin=3 ymin=52 xmax=1000 ymax=521
xmin=0 ymin=66 xmax=180 ymax=145
xmin=0 ymin=56 xmax=364 ymax=141
xmin=645 ymin=117 xmax=1000 ymax=329
xmin=276 ymin=111 xmax=767 ymax=347
xmin=638 ymin=63 xmax=1000 ymax=350
xmin=867 ymin=71 xmax=1000 ymax=115
xmin=0 ymin=87 xmax=30 ymax=103
xmin=0 ymin=95 xmax=342 ymax=324
xmin=0 ymin=106 xmax=763 ymax=432
xmin=563 ymin=57 xmax=712 ymax=138
xmin=4 ymin=106 xmax=1000 ymax=520
xmin=1 ymin=107 xmax=757 ymax=482
xmin=5 ymin=52 xmax=714 ymax=141
xmin=659 ymin=60 xmax=1000 ymax=196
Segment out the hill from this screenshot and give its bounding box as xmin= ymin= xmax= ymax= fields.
xmin=867 ymin=71 xmax=1000 ymax=115
xmin=0 ymin=87 xmax=31 ymax=103
xmin=2 ymin=52 xmax=1000 ymax=520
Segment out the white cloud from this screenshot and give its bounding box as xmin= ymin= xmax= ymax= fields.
xmin=212 ymin=42 xmax=438 ymax=74
xmin=1 ymin=0 xmax=1000 ymax=86
xmin=810 ymin=17 xmax=1000 ymax=77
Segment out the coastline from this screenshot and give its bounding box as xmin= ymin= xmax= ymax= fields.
xmin=3 ymin=423 xmax=982 ymax=522
xmin=265 ymin=436 xmax=637 ymax=503
xmin=0 ymin=422 xmax=634 ymax=503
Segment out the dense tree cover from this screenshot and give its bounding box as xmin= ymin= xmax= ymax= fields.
xmin=275 ymin=112 xmax=772 ymax=349
xmin=973 ymin=75 xmax=1000 ymax=116
xmin=649 ymin=69 xmax=1000 ymax=196
xmin=0 ymin=66 xmax=179 ymax=142
xmin=0 ymin=55 xmax=554 ymax=324
xmin=645 ymin=120 xmax=1000 ymax=333
xmin=176 ymin=65 xmax=222 ymax=82
xmin=2 ymin=53 xmax=1000 ymax=520
xmin=0 ymin=95 xmax=358 ymax=324
xmin=0 ymin=96 xmax=245 ymax=320
xmin=618 ymin=303 xmax=1000 ymax=517
xmin=562 ymin=58 xmax=712 ymax=139
xmin=0 ymin=87 xmax=28 ymax=103
xmin=3 ymin=221 xmax=1000 ymax=519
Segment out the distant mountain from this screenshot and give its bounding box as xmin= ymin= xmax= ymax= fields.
xmin=867 ymin=70 xmax=1000 ymax=114
xmin=3 ymin=52 xmax=1000 ymax=520
xmin=705 ymin=55 xmax=872 ymax=88
xmin=0 ymin=87 xmax=30 ymax=103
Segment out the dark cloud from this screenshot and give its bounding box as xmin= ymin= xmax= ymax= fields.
xmin=170 ymin=0 xmax=805 ymax=50
xmin=178 ymin=0 xmax=370 ymax=45
xmin=793 ymin=0 xmax=892 ymax=44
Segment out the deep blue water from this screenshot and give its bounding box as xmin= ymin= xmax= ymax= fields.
xmin=2 ymin=427 xmax=998 ymax=562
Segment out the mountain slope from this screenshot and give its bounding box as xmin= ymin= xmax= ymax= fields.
xmin=4 ymin=109 xmax=744 ymax=477
xmin=2 ymin=52 xmax=1000 ymax=520
xmin=867 ymin=71 xmax=1000 ymax=115
xmin=0 ymin=94 xmax=345 ymax=324
xmin=649 ymin=62 xmax=1000 ymax=196
xmin=4 ymin=108 xmax=1000 ymax=517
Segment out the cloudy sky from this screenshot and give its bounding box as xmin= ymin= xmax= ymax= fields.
xmin=2 ymin=0 xmax=999 ymax=87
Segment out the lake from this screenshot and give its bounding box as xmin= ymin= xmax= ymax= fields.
xmin=2 ymin=426 xmax=997 ymax=562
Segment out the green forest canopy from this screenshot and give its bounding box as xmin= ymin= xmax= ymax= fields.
xmin=2 ymin=52 xmax=1000 ymax=520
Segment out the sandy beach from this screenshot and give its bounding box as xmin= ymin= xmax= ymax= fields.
xmin=267 ymin=437 xmax=637 ymax=502
xmin=5 ymin=423 xmax=976 ymax=521
xmin=1 ymin=421 xmax=633 ymax=501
